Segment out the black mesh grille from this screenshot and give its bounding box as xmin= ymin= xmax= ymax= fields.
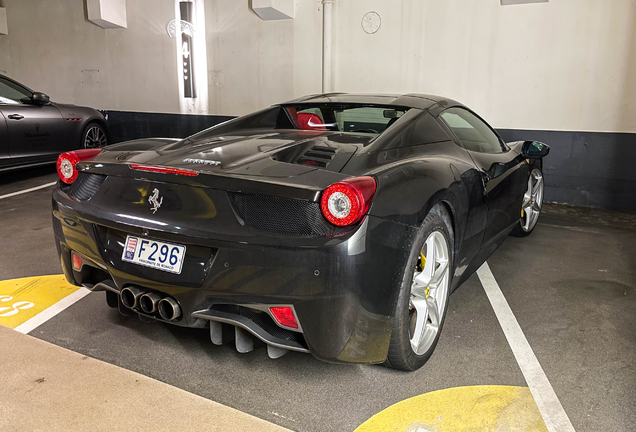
xmin=67 ymin=173 xmax=107 ymax=201
xmin=211 ymin=304 xmax=306 ymax=346
xmin=228 ymin=192 xmax=349 ymax=237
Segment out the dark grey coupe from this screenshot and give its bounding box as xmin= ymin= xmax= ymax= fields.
xmin=52 ymin=93 xmax=549 ymax=371
xmin=0 ymin=74 xmax=108 ymax=172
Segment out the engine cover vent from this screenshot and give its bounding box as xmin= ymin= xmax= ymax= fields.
xmin=298 ymin=146 xmax=337 ymax=167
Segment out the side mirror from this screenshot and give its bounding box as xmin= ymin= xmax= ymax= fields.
xmin=521 ymin=141 xmax=549 ymax=158
xmin=31 ymin=92 xmax=50 ymax=105
xmin=383 ymin=109 xmax=400 ymax=119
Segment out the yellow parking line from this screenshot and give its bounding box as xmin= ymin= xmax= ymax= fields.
xmin=0 ymin=275 xmax=80 ymax=329
xmin=354 ymin=385 xmax=548 ymax=432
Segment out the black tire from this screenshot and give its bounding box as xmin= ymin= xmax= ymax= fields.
xmin=510 ymin=217 xmax=535 ymax=237
xmin=81 ymin=122 xmax=108 ymax=149
xmin=385 ymin=206 xmax=453 ymax=371
xmin=510 ymin=166 xmax=544 ymax=237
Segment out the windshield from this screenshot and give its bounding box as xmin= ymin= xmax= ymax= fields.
xmin=284 ymin=104 xmax=409 ymax=134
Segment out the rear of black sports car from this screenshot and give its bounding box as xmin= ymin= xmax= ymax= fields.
xmin=51 ymin=107 xmax=422 ymax=364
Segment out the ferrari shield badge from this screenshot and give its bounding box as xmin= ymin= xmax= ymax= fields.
xmin=149 ymin=188 xmax=163 ymax=214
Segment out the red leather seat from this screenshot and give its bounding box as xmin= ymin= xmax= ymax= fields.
xmin=297 ymin=113 xmax=327 ymax=130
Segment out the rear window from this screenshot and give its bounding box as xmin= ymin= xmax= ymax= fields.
xmin=285 ymin=104 xmax=409 ymax=134
xmin=187 ymin=104 xmax=410 ymax=142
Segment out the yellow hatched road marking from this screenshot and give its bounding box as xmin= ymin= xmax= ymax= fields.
xmin=0 ymin=275 xmax=79 ymax=329
xmin=354 ymin=385 xmax=548 ymax=432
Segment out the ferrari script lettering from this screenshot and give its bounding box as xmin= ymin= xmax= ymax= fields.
xmin=182 ymin=158 xmax=221 ymax=166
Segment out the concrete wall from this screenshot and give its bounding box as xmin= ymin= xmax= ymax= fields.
xmin=205 ymin=0 xmax=322 ymax=115
xmin=0 ymin=0 xmax=322 ymax=116
xmin=0 ymin=0 xmax=180 ymax=113
xmin=2 ymin=0 xmax=635 ymax=132
xmin=334 ymin=0 xmax=636 ymax=133
xmin=1 ymin=0 xmax=635 ymax=210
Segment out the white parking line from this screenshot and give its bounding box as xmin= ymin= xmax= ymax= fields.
xmin=0 ymin=181 xmax=57 ymax=200
xmin=13 ymin=288 xmax=91 ymax=334
xmin=477 ymin=262 xmax=576 ymax=432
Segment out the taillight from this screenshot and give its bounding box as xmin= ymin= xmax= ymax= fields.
xmin=129 ymin=164 xmax=199 ymax=176
xmin=56 ymin=149 xmax=102 ymax=184
xmin=320 ymin=176 xmax=376 ymax=226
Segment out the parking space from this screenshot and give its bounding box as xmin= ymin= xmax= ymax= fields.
xmin=488 ymin=210 xmax=636 ymax=432
xmin=0 ymin=169 xmax=634 ymax=432
xmin=0 ymin=167 xmax=61 ymax=281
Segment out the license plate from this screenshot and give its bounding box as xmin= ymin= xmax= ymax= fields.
xmin=121 ymin=236 xmax=186 ymax=274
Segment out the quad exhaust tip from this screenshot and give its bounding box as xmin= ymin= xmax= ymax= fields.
xmin=120 ymin=286 xmax=144 ymax=309
xmin=139 ymin=292 xmax=162 ymax=314
xmin=120 ymin=287 xmax=181 ymax=322
xmin=158 ymin=297 xmax=182 ymax=321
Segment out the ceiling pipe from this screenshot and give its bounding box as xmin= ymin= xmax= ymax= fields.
xmin=322 ymin=0 xmax=334 ymax=93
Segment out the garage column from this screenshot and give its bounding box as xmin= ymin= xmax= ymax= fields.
xmin=0 ymin=7 xmax=7 ymax=35
xmin=322 ymin=0 xmax=334 ymax=93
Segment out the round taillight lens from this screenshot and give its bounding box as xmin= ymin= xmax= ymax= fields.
xmin=320 ymin=176 xmax=376 ymax=226
xmin=57 ymin=152 xmax=81 ymax=184
xmin=56 ymin=149 xmax=103 ymax=184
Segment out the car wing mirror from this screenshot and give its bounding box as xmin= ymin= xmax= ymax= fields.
xmin=30 ymin=92 xmax=50 ymax=105
xmin=383 ymin=109 xmax=401 ymax=119
xmin=521 ymin=141 xmax=549 ymax=158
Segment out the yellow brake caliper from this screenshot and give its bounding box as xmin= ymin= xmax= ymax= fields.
xmin=419 ymin=253 xmax=430 ymax=298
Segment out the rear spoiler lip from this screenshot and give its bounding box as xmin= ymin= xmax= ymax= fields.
xmin=76 ymin=161 xmax=349 ymax=202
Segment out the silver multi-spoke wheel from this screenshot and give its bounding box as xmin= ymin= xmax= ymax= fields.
xmin=521 ymin=168 xmax=544 ymax=232
xmin=408 ymin=230 xmax=450 ymax=356
xmin=83 ymin=125 xmax=107 ymax=149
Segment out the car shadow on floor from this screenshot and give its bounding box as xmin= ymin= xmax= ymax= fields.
xmin=0 ymin=165 xmax=58 ymax=191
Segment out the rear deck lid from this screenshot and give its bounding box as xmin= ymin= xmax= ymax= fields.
xmin=103 ymin=130 xmax=372 ymax=178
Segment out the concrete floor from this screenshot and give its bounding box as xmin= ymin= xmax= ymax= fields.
xmin=0 ymin=166 xmax=634 ymax=431
xmin=0 ymin=325 xmax=290 ymax=432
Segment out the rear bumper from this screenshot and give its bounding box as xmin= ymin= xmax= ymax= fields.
xmin=52 ymin=184 xmax=417 ymax=364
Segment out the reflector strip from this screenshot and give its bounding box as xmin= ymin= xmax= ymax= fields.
xmin=71 ymin=253 xmax=82 ymax=271
xmin=129 ymin=164 xmax=199 ymax=176
xmin=269 ymin=307 xmax=298 ymax=329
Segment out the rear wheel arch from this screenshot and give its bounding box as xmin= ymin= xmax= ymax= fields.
xmin=417 ymin=196 xmax=456 ymax=241
xmin=423 ymin=200 xmax=456 ymax=283
xmin=384 ymin=203 xmax=454 ymax=370
xmin=436 ymin=201 xmax=456 ymax=262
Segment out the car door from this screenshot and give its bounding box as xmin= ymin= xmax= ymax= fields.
xmin=439 ymin=107 xmax=527 ymax=247
xmin=0 ymin=76 xmax=66 ymax=164
xmin=0 ymin=111 xmax=8 ymax=168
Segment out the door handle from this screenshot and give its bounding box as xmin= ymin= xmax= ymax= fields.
xmin=8 ymin=114 xmax=24 ymax=120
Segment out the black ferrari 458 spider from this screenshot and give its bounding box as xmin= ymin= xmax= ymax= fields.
xmin=0 ymin=74 xmax=108 ymax=172
xmin=52 ymin=93 xmax=548 ymax=370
